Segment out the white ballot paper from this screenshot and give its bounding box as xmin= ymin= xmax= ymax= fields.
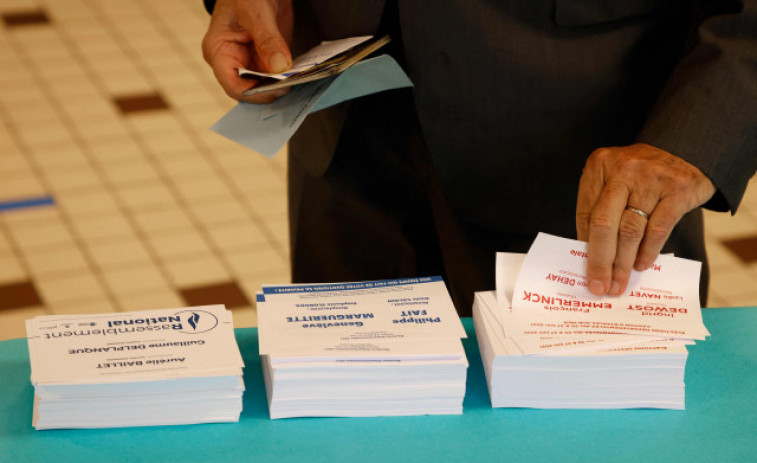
xmin=258 ymin=276 xmax=466 ymax=356
xmin=238 ymin=36 xmax=373 ymax=80
xmin=26 ymin=305 xmax=245 ymax=429
xmin=257 ymin=276 xmax=468 ymax=418
xmin=211 ymin=54 xmax=413 ymax=158
xmin=509 ymin=233 xmax=709 ymax=353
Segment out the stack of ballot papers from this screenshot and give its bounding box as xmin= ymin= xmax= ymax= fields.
xmin=473 ymin=233 xmax=709 ymax=410
xmin=25 ymin=305 xmax=245 ymax=429
xmin=256 ymin=277 xmax=468 ymax=419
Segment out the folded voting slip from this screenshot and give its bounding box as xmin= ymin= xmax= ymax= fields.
xmin=472 ymin=233 xmax=710 ymax=410
xmin=25 ymin=305 xmax=245 ymax=429
xmin=256 ymin=277 xmax=468 ymax=419
xmin=239 ymin=35 xmax=390 ymax=96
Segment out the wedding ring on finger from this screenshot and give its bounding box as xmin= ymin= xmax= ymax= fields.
xmin=626 ymin=206 xmax=650 ymax=219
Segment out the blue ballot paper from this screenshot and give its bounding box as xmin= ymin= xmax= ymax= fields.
xmin=210 ymin=55 xmax=413 ymax=158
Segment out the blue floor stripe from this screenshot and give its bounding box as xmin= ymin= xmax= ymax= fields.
xmin=0 ymin=196 xmax=55 ymax=213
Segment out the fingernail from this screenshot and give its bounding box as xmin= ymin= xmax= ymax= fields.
xmin=609 ymin=280 xmax=621 ymax=296
xmin=589 ymin=280 xmax=605 ymax=295
xmin=269 ymin=53 xmax=289 ymax=73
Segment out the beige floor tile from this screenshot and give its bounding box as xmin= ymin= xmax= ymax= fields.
xmin=205 ymin=220 xmax=271 ymax=252
xmin=223 ymin=248 xmax=288 ymax=278
xmin=48 ymin=298 xmax=117 ymax=316
xmin=57 ymin=189 xmax=121 ymax=217
xmin=0 ymin=229 xmax=11 ymax=252
xmin=173 ymin=175 xmax=234 ymax=203
xmin=132 ymin=207 xmax=194 ymax=234
xmin=709 ymin=268 xmax=757 ymax=301
xmin=116 ymin=288 xmax=185 ymax=313
xmin=0 ymin=207 xmax=61 ymax=227
xmin=704 ymin=293 xmax=729 ymax=309
xmin=0 ymin=305 xmax=47 ymax=341
xmin=180 ymin=103 xmax=226 ymax=130
xmin=41 ymin=163 xmax=104 ymax=193
xmin=141 ymin=131 xmax=198 ymax=156
xmin=156 ymin=150 xmax=215 ymax=178
xmin=0 ymin=175 xmax=47 ymax=200
xmin=705 ymin=239 xmax=745 ymax=271
xmin=126 ymin=112 xmax=182 ymax=135
xmin=36 ymin=272 xmax=109 ymax=306
xmin=0 ymin=249 xmax=26 ymax=282
xmin=61 ymin=97 xmax=117 ymax=121
xmin=7 ymin=218 xmax=76 ymax=251
xmin=230 ymin=307 xmax=258 ymax=329
xmin=163 ymin=254 xmax=230 ymax=287
xmin=23 ymin=245 xmax=90 ymax=278
xmin=116 ymin=181 xmax=178 ymax=211
xmin=101 ymin=265 xmax=170 ymax=297
xmin=246 ymin=193 xmax=288 ymax=219
xmin=147 ymin=229 xmax=213 ymax=261
xmin=237 ymin=273 xmax=291 ymax=306
xmin=262 ymin=217 xmax=290 ymax=253
xmin=85 ymin=135 xmax=146 ymax=163
xmin=69 ymin=213 xmax=137 ymax=243
xmin=99 ymin=157 xmax=161 ymax=186
xmin=30 ymin=142 xmax=89 ymax=169
xmin=228 ymin=170 xmax=286 ymax=194
xmin=189 ymin=200 xmax=250 ymax=226
xmin=75 ymin=122 xmax=133 ymax=145
xmin=714 ymin=292 xmax=757 ymax=309
xmin=86 ymin=237 xmax=153 ymax=270
xmin=704 ymin=210 xmax=757 ymax=240
xmin=101 ymin=72 xmax=154 ymax=96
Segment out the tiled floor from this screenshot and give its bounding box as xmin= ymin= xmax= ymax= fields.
xmin=0 ymin=0 xmax=289 ymax=340
xmin=1 ymin=0 xmax=756 ymax=341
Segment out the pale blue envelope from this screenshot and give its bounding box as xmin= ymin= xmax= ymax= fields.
xmin=210 ymin=55 xmax=414 ymax=158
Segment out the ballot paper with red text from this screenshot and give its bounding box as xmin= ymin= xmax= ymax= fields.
xmin=494 ymin=253 xmax=687 ymax=355
xmin=508 ymin=233 xmax=708 ymax=354
xmin=473 ymin=291 xmax=689 ymax=409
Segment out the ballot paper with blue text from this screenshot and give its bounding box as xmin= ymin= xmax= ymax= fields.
xmin=257 ymin=277 xmax=468 ymax=418
xmin=26 ymin=305 xmax=245 ymax=429
xmin=258 ymin=276 xmax=466 ymax=360
xmin=26 ymin=305 xmax=243 ymax=385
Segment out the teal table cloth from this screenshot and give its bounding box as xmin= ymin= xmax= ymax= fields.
xmin=1 ymin=309 xmax=756 ymax=463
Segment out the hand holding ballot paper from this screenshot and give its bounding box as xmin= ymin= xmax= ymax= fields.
xmin=210 ymin=35 xmax=412 ymax=158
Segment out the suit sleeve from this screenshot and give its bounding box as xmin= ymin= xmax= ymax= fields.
xmin=636 ymin=0 xmax=757 ymax=213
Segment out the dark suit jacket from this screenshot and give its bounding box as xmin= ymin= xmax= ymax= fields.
xmin=291 ymin=0 xmax=757 ymax=238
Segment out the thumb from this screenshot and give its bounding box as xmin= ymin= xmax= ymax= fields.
xmin=236 ymin=0 xmax=291 ymax=73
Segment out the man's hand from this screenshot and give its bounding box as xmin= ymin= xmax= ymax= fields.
xmin=576 ymin=143 xmax=716 ymax=296
xmin=202 ymin=0 xmax=293 ymax=103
